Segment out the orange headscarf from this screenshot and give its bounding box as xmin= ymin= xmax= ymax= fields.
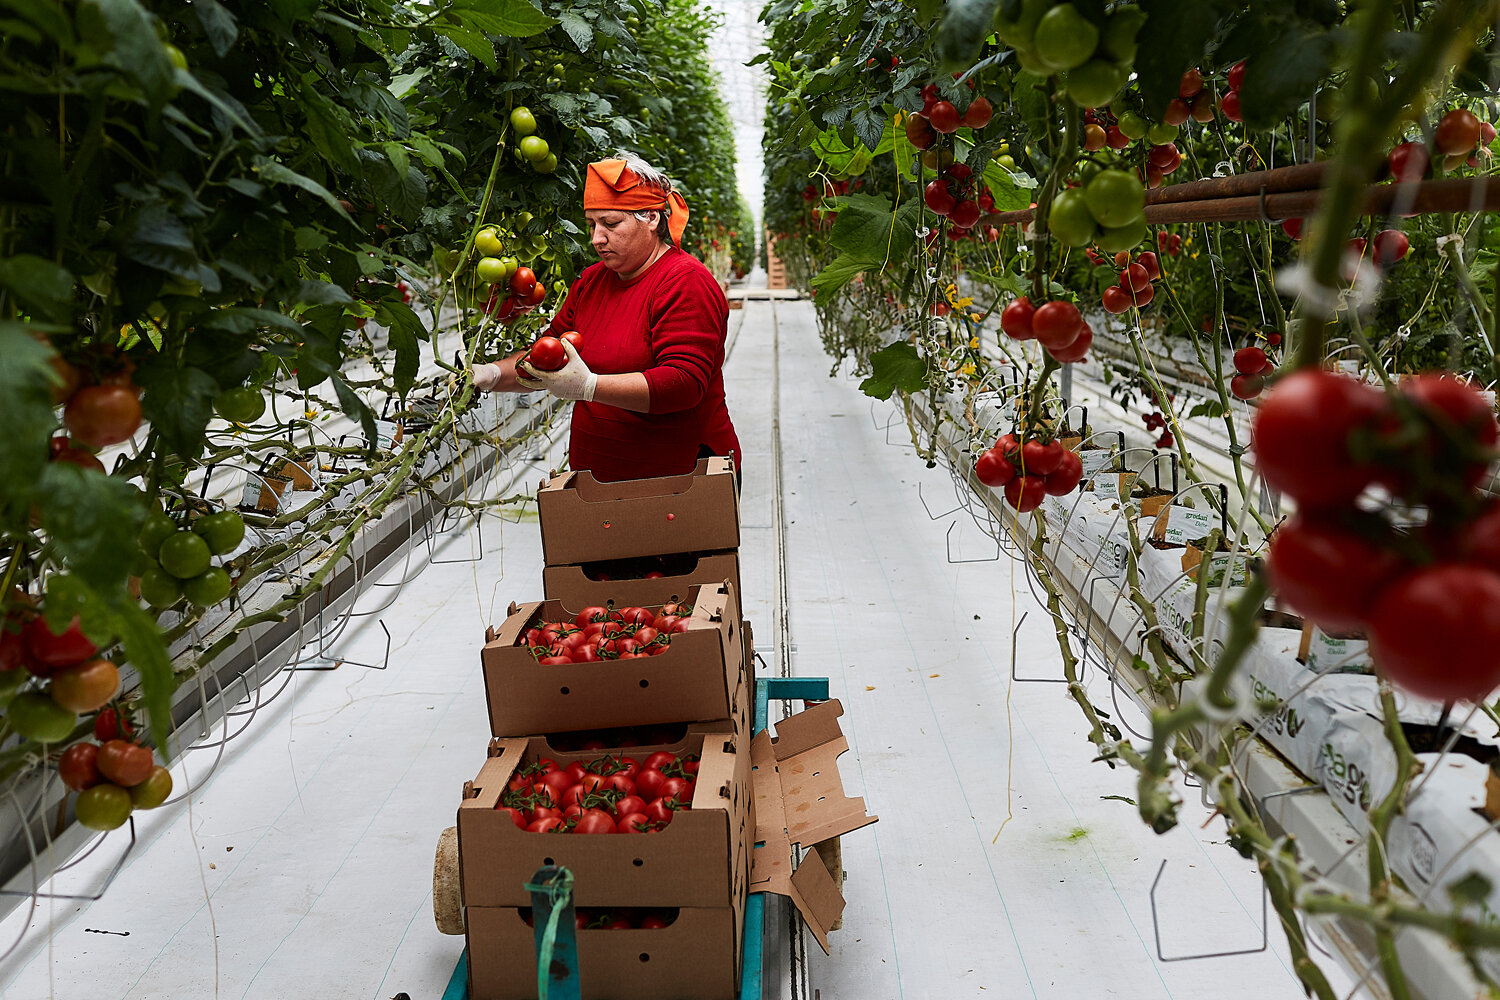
xmin=584 ymin=159 xmax=689 ymax=245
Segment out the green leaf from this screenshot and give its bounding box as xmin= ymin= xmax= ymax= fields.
xmin=828 ymin=193 xmax=922 ymax=262
xmin=37 ymin=464 xmax=144 ymax=592
xmin=81 ymin=0 xmax=174 ymax=106
xmin=859 ymin=341 xmax=928 ymax=400
xmin=447 ymin=0 xmax=555 ymax=37
xmin=1240 ymin=30 xmax=1335 ymax=130
xmin=405 ymin=134 xmax=446 ymax=170
xmin=0 ymin=255 xmax=73 ymax=320
xmin=1186 ymin=399 xmax=1226 ymax=420
xmin=434 ymin=23 xmax=496 ymax=68
xmin=253 ymin=156 xmax=354 ymax=222
xmin=937 ymin=0 xmax=1001 ymax=71
xmin=382 ymin=312 xmax=422 ymax=396
xmin=1135 ymin=0 xmax=1222 ymax=117
xmin=294 ymin=279 xmax=354 ymax=305
xmin=137 ymin=364 xmax=220 ymax=458
xmin=810 ymin=252 xmax=872 ymax=295
xmin=851 ymin=108 xmax=885 ymax=152
xmin=299 ymin=83 xmax=361 ymax=174
xmin=193 ymin=0 xmax=238 ymax=56
xmin=1446 ymin=871 xmax=1493 ymax=906
xmin=331 ymin=373 xmax=379 ymax=450
xmin=558 ymin=11 xmax=594 ymax=51
xmin=982 ymin=160 xmax=1038 ymax=208
xmin=113 ymin=600 xmax=176 ymax=756
xmin=0 ymin=323 xmax=60 ymax=520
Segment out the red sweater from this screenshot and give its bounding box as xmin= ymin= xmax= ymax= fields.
xmin=547 ymin=247 xmax=740 ymax=483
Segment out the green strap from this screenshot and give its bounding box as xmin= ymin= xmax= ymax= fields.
xmin=524 ymin=868 xmax=575 ymax=1000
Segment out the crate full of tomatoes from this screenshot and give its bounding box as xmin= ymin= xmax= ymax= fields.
xmin=536 ymin=457 xmax=739 ymax=565
xmin=458 ymin=729 xmax=750 ymax=910
xmin=480 ymin=582 xmax=747 ymax=737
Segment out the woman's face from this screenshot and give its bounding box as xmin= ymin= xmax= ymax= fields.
xmin=585 ymin=209 xmax=662 ymax=275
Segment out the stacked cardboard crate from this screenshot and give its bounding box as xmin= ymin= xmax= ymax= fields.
xmin=457 ymin=458 xmax=875 ymax=1000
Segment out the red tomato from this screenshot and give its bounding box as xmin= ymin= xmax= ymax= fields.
xmin=993 ymin=433 xmax=1019 ymax=459
xmin=1129 ymin=282 xmax=1155 ymax=307
xmin=1227 ymin=59 xmax=1246 ymax=90
xmin=1368 ymin=565 xmax=1500 ymax=701
xmin=531 ymin=805 xmax=562 ymax=824
xmin=1267 ymin=514 xmax=1405 ymax=630
xmin=1373 ymin=229 xmax=1409 ymax=265
xmin=537 ymin=654 xmax=572 ymax=665
xmin=618 ymin=607 xmax=654 ymax=627
xmin=923 ymin=179 xmax=956 ymax=216
xmin=613 ymin=794 xmax=647 ymax=818
xmin=1388 ymin=142 xmax=1429 ymax=182
xmin=497 ymin=806 xmax=528 ymax=829
xmin=644 ymin=799 xmax=679 ymax=826
xmin=1220 ymin=90 xmax=1242 ymax=123
xmin=1101 ymin=285 xmax=1133 ymax=314
xmin=928 ymin=100 xmax=961 ymax=133
xmin=1044 ymin=450 xmax=1084 ymax=496
xmin=616 ymin=812 xmax=654 ymax=833
xmin=1004 ymin=475 xmax=1047 ymax=513
xmin=1251 ymin=370 xmax=1386 ymax=509
xmin=58 ymin=742 xmax=101 ymax=791
xmin=1000 ymin=298 xmax=1035 ymax=340
xmin=1020 ymin=440 xmax=1063 ymax=476
xmin=962 ymin=96 xmax=993 ymax=129
xmin=975 ymin=449 xmax=1015 ymax=488
xmin=0 ymin=626 xmax=33 ymax=672
xmin=96 ymin=739 xmax=153 ymax=787
xmin=1233 ymin=347 xmax=1267 ymax=375
xmin=652 ymin=615 xmax=682 ymax=633
xmin=527 ymin=336 xmax=567 ymax=372
xmin=26 ymin=616 xmax=98 ymax=672
xmin=1031 ymin=301 xmax=1082 ymax=351
xmin=635 ymin=767 xmax=667 ymax=801
xmin=1404 ymin=372 xmax=1498 ymax=482
xmin=535 ymin=770 xmax=573 ymax=796
xmin=640 ymin=913 xmax=671 ymax=928
xmin=1136 ymin=251 xmax=1160 ymax=280
xmin=532 ymin=784 xmax=561 ymax=808
xmin=527 ymin=817 xmax=564 ymax=833
xmin=643 ymin=751 xmax=676 ymax=771
xmin=1049 ymin=325 xmax=1092 ymax=364
xmin=574 ymin=808 xmax=617 ymax=834
xmin=1435 ymin=108 xmax=1481 ymax=155
xmin=632 ymin=626 xmax=659 ymax=648
xmin=565 ymin=761 xmax=588 ymax=783
xmin=64 ymin=385 xmax=142 ymax=449
xmin=574 ymin=606 xmax=612 ymax=629
xmin=1119 ymin=263 xmax=1150 ymax=294
xmin=602 ymin=773 xmax=636 ymax=797
xmin=657 ymin=776 xmax=693 ymax=803
xmin=1230 ymin=374 xmax=1264 ymax=400
xmin=509 ymin=267 xmax=537 ymax=297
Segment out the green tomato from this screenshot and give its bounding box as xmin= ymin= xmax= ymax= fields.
xmin=475 ymin=228 xmax=505 ymax=256
xmin=1115 ymin=111 xmax=1149 ymax=141
xmin=1100 ymin=7 xmax=1146 ymax=63
xmin=164 ymin=43 xmax=188 ymax=71
xmin=1065 ymin=60 xmax=1127 ymax=109
xmin=515 ymin=211 xmax=534 ymax=229
xmin=214 ymin=386 xmax=266 ymax=424
xmin=519 ymin=136 xmax=550 ymax=162
xmin=499 ymin=256 xmax=520 ymax=277
xmin=476 ymin=257 xmax=509 ymax=284
xmin=1033 ymin=4 xmax=1099 ymax=71
xmin=996 ymin=154 xmax=1017 ymax=171
xmin=183 ymin=567 xmax=231 ymax=607
xmin=129 ymin=766 xmax=173 ymax=809
xmin=993 ymin=0 xmax=1047 ymax=48
xmin=1047 ymin=189 xmax=1099 ymax=248
xmin=1147 ymin=122 xmax=1179 ymax=145
xmin=8 ymin=691 xmax=77 ymax=743
xmin=75 ymin=783 xmax=133 ymax=831
xmin=139 ymin=566 xmax=183 ymax=609
xmin=535 ymin=153 xmax=558 ymax=174
xmin=1084 ymin=169 xmax=1145 ymax=227
xmin=193 ymin=510 xmax=245 ymax=555
xmin=0 ymin=667 xmax=27 ymax=706
xmin=1096 ymin=215 xmax=1149 ymax=253
xmin=1314 ymin=86 xmax=1344 ymax=122
xmin=139 ymin=512 xmax=178 ymax=555
xmin=158 ymin=531 xmax=211 ymax=580
xmin=553 ymin=63 xmax=566 ymax=76
xmin=509 ymin=107 xmax=537 ymax=136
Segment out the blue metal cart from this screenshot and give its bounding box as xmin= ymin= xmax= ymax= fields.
xmin=442 ymin=674 xmax=829 ymax=1000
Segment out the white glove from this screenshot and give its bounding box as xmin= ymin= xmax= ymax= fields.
xmin=470 ymin=363 xmax=503 ymax=392
xmin=515 ymin=339 xmax=598 ymax=402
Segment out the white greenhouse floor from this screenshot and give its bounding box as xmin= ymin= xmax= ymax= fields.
xmin=0 ymin=299 xmax=1361 ymax=1000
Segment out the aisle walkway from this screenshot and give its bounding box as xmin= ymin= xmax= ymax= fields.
xmin=0 ymin=299 xmax=1355 ymax=1000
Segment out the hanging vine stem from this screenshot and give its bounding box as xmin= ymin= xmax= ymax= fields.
xmin=1365 ymin=686 xmax=1423 ymax=1000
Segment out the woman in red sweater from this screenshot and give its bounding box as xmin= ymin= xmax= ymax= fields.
xmin=471 ymin=156 xmax=740 ymax=483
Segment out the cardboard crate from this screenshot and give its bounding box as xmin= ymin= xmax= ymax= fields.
xmin=459 ymin=728 xmax=751 ymax=909
xmin=467 ymin=906 xmax=742 ymax=1000
xmin=537 ymin=458 xmax=739 ymax=565
xmin=482 ymin=583 xmax=747 ymax=737
xmin=542 ymin=550 xmax=741 ymax=612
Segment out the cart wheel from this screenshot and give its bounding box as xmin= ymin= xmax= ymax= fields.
xmin=433 ymin=826 xmax=465 ymax=935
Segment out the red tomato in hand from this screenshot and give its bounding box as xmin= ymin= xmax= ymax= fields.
xmin=528 ymin=336 xmax=568 ymax=372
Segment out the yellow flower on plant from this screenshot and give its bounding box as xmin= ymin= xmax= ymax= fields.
xmin=959 ymin=361 xmax=977 ymax=376
xmin=968 ymin=337 xmax=980 ymax=349
xmin=304 ymin=409 xmax=318 ymax=419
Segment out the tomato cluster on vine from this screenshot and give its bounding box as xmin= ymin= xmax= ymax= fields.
xmin=497 ymin=750 xmax=698 ymax=834
xmin=1230 ymin=345 xmax=1277 ymax=400
xmin=56 ymin=707 xmax=170 ymax=831
xmin=1001 ymin=296 xmax=1092 ymax=364
xmin=1098 ymin=249 xmax=1160 ymax=313
xmin=520 ymin=602 xmax=694 ymax=664
xmin=1257 ymin=370 xmax=1500 ymax=701
xmin=974 ymin=433 xmax=1084 ymax=513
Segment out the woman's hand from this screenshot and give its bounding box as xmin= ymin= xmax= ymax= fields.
xmin=516 ymin=340 xmax=599 ymax=402
xmin=470 ymin=363 xmax=504 ymax=392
